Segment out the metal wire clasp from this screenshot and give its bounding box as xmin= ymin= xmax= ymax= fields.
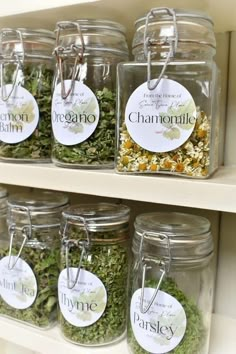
xmin=53 ymin=21 xmax=85 ymax=100
xmin=144 ymin=7 xmax=178 ymax=90
xmin=0 ymin=28 xmax=25 ymax=101
xmin=139 ymin=231 xmax=172 ymax=314
xmin=7 ymin=205 xmax=32 ymax=270
xmin=63 ymin=216 xmax=91 ymax=290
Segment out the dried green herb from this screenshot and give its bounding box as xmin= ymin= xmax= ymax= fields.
xmin=52 ymin=87 xmax=116 ymax=167
xmin=59 ymin=230 xmax=129 ymax=345
xmin=0 ymin=243 xmax=60 ymax=328
xmin=128 ymin=277 xmax=205 ymax=354
xmin=0 ymin=63 xmax=53 ymax=161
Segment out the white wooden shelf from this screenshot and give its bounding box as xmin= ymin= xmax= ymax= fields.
xmin=0 ymin=314 xmax=234 ymax=354
xmin=0 ymin=163 xmax=236 ymax=213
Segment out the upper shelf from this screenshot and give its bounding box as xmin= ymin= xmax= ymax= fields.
xmin=0 ymin=0 xmax=234 ymax=35
xmin=0 ymin=163 xmax=236 ymax=212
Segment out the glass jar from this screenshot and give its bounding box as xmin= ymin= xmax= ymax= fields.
xmin=0 ymin=28 xmax=55 ymax=162
xmin=128 ymin=212 xmax=214 ymax=354
xmin=51 ymin=19 xmax=129 ymax=168
xmin=116 ymin=8 xmax=220 ymax=178
xmin=0 ymin=186 xmax=8 ymax=239
xmin=58 ymin=203 xmax=130 ymax=346
xmin=0 ymin=190 xmax=69 ymax=328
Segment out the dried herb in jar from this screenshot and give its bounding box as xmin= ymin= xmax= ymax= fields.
xmin=59 ymin=230 xmax=129 ymax=345
xmin=52 ymin=87 xmax=116 ymax=166
xmin=117 ymin=108 xmax=211 ymax=178
xmin=0 ymin=63 xmax=53 ymax=161
xmin=0 ymin=245 xmax=59 ymax=328
xmin=128 ymin=277 xmax=205 ymax=354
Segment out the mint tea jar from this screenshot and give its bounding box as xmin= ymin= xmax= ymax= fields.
xmin=128 ymin=211 xmax=214 ymax=354
xmin=116 ymin=8 xmax=220 ymax=178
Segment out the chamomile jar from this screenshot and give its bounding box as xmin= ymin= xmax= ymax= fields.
xmin=128 ymin=211 xmax=214 ymax=354
xmin=116 ymin=8 xmax=220 ymax=178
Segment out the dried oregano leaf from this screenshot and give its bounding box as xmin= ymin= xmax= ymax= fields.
xmin=128 ymin=277 xmax=205 ymax=354
xmin=52 ymin=87 xmax=116 ymax=166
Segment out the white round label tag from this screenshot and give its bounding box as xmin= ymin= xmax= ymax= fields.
xmin=130 ymin=288 xmax=187 ymax=353
xmin=0 ymin=256 xmax=37 ymax=309
xmin=52 ymin=80 xmax=100 ymax=146
xmin=58 ymin=268 xmax=107 ymax=327
xmin=0 ymin=85 xmax=39 ymax=143
xmin=125 ymin=78 xmax=196 ymax=152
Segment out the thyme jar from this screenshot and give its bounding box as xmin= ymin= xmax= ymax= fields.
xmin=51 ymin=20 xmax=129 ymax=168
xmin=0 ymin=190 xmax=69 ymax=328
xmin=0 ymin=28 xmax=55 ymax=162
xmin=128 ymin=212 xmax=214 ymax=354
xmin=116 ymin=8 xmax=220 ymax=178
xmin=58 ymin=203 xmax=130 ymax=346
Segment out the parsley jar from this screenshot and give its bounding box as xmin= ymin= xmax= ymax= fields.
xmin=58 ymin=203 xmax=130 ymax=346
xmin=0 ymin=190 xmax=69 ymax=328
xmin=116 ymin=8 xmax=220 ymax=178
xmin=0 ymin=28 xmax=55 ymax=162
xmin=128 ymin=212 xmax=214 ymax=354
xmin=51 ymin=20 xmax=129 ymax=169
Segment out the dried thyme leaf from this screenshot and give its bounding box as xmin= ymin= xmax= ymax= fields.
xmin=60 ymin=230 xmax=129 ymax=345
xmin=128 ymin=277 xmax=205 ymax=354
xmin=0 ymin=63 xmax=53 ymax=161
xmin=52 ymin=87 xmax=116 ymax=167
xmin=0 ymin=244 xmax=60 ymax=328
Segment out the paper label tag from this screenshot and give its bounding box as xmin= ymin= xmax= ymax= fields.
xmin=0 ymin=256 xmax=37 ymax=309
xmin=52 ymin=80 xmax=100 ymax=145
xmin=58 ymin=268 xmax=107 ymax=327
xmin=125 ymin=78 xmax=196 ymax=152
xmin=0 ymin=85 xmax=39 ymax=143
xmin=130 ymin=288 xmax=187 ymax=353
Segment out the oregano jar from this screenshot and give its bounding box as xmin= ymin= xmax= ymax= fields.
xmin=51 ymin=20 xmax=129 ymax=168
xmin=116 ymin=8 xmax=220 ymax=178
xmin=0 ymin=28 xmax=55 ymax=162
xmin=0 ymin=190 xmax=69 ymax=328
xmin=128 ymin=212 xmax=214 ymax=354
xmin=58 ymin=203 xmax=130 ymax=346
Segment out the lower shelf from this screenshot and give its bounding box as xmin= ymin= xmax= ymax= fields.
xmin=0 ymin=314 xmax=235 ymax=354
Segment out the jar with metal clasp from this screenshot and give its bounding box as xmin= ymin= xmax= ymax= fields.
xmin=128 ymin=211 xmax=214 ymax=354
xmin=51 ymin=20 xmax=129 ymax=168
xmin=0 ymin=190 xmax=69 ymax=328
xmin=0 ymin=186 xmax=8 ymax=239
xmin=0 ymin=28 xmax=55 ymax=162
xmin=116 ymin=7 xmax=220 ymax=178
xmin=58 ymin=203 xmax=130 ymax=345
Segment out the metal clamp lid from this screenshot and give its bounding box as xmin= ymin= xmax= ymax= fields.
xmin=138 ymin=231 xmax=171 ymax=314
xmin=53 ymin=21 xmax=85 ymax=100
xmin=62 ymin=215 xmax=91 ymax=290
xmin=144 ymin=7 xmax=178 ymax=90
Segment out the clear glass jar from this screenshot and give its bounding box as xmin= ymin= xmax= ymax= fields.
xmin=128 ymin=212 xmax=214 ymax=354
xmin=116 ymin=8 xmax=220 ymax=178
xmin=0 ymin=190 xmax=69 ymax=328
xmin=0 ymin=28 xmax=55 ymax=162
xmin=51 ymin=20 xmax=129 ymax=168
xmin=0 ymin=186 xmax=8 ymax=239
xmin=58 ymin=203 xmax=130 ymax=346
